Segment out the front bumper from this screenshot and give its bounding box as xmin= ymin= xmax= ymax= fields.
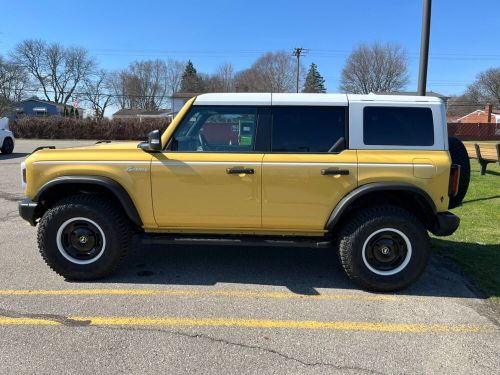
xmin=19 ymin=199 xmax=38 ymax=226
xmin=431 ymin=212 xmax=460 ymax=236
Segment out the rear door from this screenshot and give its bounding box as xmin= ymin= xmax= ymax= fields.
xmin=262 ymin=104 xmax=358 ymax=232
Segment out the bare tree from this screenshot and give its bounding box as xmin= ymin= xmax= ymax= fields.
xmin=235 ymin=51 xmax=299 ymax=92
xmin=340 ymin=42 xmax=409 ymax=94
xmin=81 ymin=70 xmax=112 ymax=119
xmin=215 ymin=62 xmax=235 ymax=92
xmin=0 ymin=55 xmax=30 ymax=116
xmin=12 ymin=39 xmax=95 ymax=105
xmin=465 ymin=68 xmax=500 ymax=104
xmin=109 ymin=59 xmax=184 ymax=110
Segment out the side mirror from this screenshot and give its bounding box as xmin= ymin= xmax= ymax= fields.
xmin=141 ymin=130 xmax=162 ymax=152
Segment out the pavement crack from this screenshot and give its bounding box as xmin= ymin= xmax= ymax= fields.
xmin=0 ymin=307 xmax=91 ymax=327
xmin=0 ymin=192 xmax=23 ymax=202
xmin=93 ymin=325 xmax=385 ymax=374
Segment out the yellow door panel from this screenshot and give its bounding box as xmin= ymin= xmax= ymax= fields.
xmin=262 ymin=151 xmax=358 ymax=230
xmin=151 ymin=153 xmax=263 ymax=228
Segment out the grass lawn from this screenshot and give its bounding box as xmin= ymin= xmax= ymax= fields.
xmin=432 ymin=159 xmax=500 ymax=301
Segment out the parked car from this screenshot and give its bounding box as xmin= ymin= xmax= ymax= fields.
xmin=0 ymin=117 xmax=15 ymax=155
xmin=18 ymin=93 xmax=470 ymax=291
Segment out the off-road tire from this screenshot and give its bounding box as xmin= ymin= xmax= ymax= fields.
xmin=448 ymin=136 xmax=470 ymax=209
xmin=337 ymin=206 xmax=431 ymax=292
xmin=1 ymin=137 xmax=14 ymax=154
xmin=37 ymin=194 xmax=131 ymax=280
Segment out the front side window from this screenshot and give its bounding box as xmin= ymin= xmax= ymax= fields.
xmin=271 ymin=106 xmax=346 ymax=153
xmin=363 ymin=106 xmax=434 ymax=146
xmin=170 ymin=106 xmax=258 ymax=152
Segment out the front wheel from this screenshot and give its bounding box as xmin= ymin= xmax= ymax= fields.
xmin=1 ymin=137 xmax=14 ymax=154
xmin=37 ymin=194 xmax=132 ymax=280
xmin=337 ymin=206 xmax=431 ymax=292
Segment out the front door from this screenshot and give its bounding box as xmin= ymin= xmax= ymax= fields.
xmin=262 ymin=105 xmax=358 ymax=232
xmin=151 ymin=106 xmax=264 ymax=229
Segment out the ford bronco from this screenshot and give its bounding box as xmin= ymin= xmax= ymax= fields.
xmin=19 ymin=93 xmax=470 ymax=291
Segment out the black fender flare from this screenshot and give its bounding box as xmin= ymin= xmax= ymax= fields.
xmin=34 ymin=175 xmax=143 ymax=227
xmin=326 ymin=182 xmax=437 ymax=230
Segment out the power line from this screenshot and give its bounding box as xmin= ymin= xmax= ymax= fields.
xmin=292 ymin=47 xmax=308 ymax=93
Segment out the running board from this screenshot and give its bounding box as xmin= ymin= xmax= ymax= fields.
xmin=141 ymin=234 xmax=332 ymax=248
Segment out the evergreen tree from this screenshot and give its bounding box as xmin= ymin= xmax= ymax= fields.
xmin=180 ymin=60 xmax=203 ymax=92
xmin=302 ymin=63 xmax=326 ymax=93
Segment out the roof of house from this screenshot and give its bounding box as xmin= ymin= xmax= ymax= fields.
xmin=456 ymin=109 xmax=500 ymax=122
xmin=172 ymin=92 xmax=201 ymax=99
xmin=17 ymin=99 xmax=84 ymax=110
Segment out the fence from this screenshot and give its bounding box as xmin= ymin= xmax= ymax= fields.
xmin=10 ymin=117 xmax=170 ymax=140
xmin=448 ymin=122 xmax=500 ymax=141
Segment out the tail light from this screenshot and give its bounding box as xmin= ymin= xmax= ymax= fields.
xmin=449 ymin=164 xmax=460 ymax=197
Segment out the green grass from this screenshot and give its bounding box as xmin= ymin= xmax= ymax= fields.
xmin=432 ymin=161 xmax=500 ymax=301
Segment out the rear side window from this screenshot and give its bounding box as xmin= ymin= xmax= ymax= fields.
xmin=363 ymin=106 xmax=434 ymax=146
xmin=272 ymin=106 xmax=345 ymax=152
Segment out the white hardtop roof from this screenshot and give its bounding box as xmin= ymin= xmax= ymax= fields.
xmin=193 ymin=93 xmax=442 ymax=106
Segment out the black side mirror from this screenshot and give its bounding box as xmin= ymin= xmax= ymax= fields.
xmin=141 ymin=130 xmax=162 ymax=152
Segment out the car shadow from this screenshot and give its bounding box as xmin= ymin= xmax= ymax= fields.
xmin=90 ymin=238 xmax=485 ymax=299
xmin=0 ymin=152 xmax=29 ymax=160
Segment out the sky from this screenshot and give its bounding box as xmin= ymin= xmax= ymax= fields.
xmin=0 ymin=0 xmax=499 ymax=99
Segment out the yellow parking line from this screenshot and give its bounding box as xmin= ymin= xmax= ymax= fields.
xmin=0 ymin=289 xmax=399 ymax=301
xmin=0 ymin=316 xmax=491 ymax=333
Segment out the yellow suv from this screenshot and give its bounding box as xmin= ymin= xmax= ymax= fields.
xmin=19 ymin=93 xmax=470 ymax=291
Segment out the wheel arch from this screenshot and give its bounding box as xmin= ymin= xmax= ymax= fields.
xmin=34 ymin=175 xmax=143 ymax=228
xmin=326 ymin=183 xmax=437 ymax=232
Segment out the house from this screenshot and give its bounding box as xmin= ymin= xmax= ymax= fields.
xmin=171 ymin=92 xmax=200 ymax=116
xmin=454 ymin=104 xmax=500 ymax=124
xmin=112 ymin=108 xmax=172 ymax=121
xmin=12 ymin=99 xmax=84 ymax=119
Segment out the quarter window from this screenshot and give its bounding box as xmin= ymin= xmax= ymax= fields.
xmin=170 ymin=106 xmax=257 ymax=152
xmin=271 ymin=106 xmax=346 ymax=153
xmin=363 ymin=107 xmax=434 ymax=146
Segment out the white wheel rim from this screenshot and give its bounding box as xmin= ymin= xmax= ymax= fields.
xmin=362 ymin=228 xmax=412 ymax=276
xmin=56 ymin=217 xmax=106 ymax=265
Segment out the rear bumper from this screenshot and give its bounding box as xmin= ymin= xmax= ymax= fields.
xmin=18 ymin=199 xmax=38 ymax=226
xmin=431 ymin=212 xmax=460 ymax=236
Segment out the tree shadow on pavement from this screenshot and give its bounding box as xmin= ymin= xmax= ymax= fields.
xmin=91 ymin=237 xmax=488 ymax=299
xmin=0 ymin=152 xmax=29 ymax=160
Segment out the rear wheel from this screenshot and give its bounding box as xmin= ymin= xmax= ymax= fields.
xmin=448 ymin=136 xmax=470 ymax=209
xmin=337 ymin=206 xmax=431 ymax=292
xmin=1 ymin=137 xmax=14 ymax=154
xmin=37 ymin=194 xmax=132 ymax=280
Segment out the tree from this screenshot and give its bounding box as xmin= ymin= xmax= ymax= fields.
xmin=0 ymin=55 xmax=30 ymax=116
xmin=465 ymin=68 xmax=500 ymax=104
xmin=180 ymin=60 xmax=203 ymax=92
xmin=215 ymin=62 xmax=235 ymax=92
xmin=302 ymin=63 xmax=326 ymax=93
xmin=12 ymin=39 xmax=95 ymax=105
xmin=108 ymin=59 xmax=183 ymax=110
xmin=340 ymin=42 xmax=409 ymax=94
xmin=81 ymin=70 xmax=112 ymax=119
xmin=235 ymin=51 xmax=299 ymax=92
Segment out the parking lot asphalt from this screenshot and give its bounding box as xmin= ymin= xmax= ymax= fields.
xmin=0 ymin=139 xmax=499 ymax=374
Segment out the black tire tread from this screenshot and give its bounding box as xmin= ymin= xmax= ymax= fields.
xmin=1 ymin=137 xmax=14 ymax=154
xmin=448 ymin=136 xmax=470 ymax=209
xmin=37 ymin=194 xmax=131 ymax=280
xmin=338 ymin=205 xmax=430 ymax=292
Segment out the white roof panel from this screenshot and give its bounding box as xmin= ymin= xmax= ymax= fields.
xmin=194 ymin=93 xmax=271 ymax=106
xmin=272 ymin=93 xmax=348 ymax=106
xmin=347 ymin=94 xmax=443 ymax=103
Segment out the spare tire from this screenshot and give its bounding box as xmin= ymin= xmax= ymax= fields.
xmin=448 ymin=136 xmax=470 ymax=209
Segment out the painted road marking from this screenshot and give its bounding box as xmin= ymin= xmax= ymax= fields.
xmin=0 ymin=316 xmax=492 ymax=333
xmin=0 ymin=289 xmax=401 ymax=301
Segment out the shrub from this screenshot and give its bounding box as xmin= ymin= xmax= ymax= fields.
xmin=10 ymin=117 xmax=170 ymax=140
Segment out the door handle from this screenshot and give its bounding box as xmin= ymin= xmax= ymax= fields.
xmin=226 ymin=167 xmax=255 ymax=174
xmin=321 ymin=169 xmax=350 ymax=176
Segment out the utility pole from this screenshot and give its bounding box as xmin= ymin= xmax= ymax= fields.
xmin=292 ymin=47 xmax=308 ymax=93
xmin=417 ymin=0 xmax=432 ymax=96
